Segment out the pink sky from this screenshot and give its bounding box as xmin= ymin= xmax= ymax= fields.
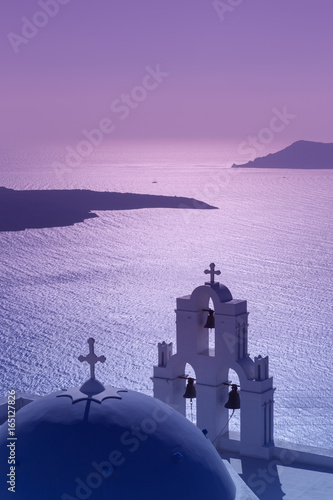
xmin=1 ymin=0 xmax=332 ymax=146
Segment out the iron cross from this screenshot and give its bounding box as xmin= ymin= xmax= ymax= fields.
xmin=78 ymin=338 xmax=106 ymax=379
xmin=204 ymin=262 xmax=221 ymax=285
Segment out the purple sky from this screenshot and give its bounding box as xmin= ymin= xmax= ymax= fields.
xmin=1 ymin=0 xmax=333 ymax=146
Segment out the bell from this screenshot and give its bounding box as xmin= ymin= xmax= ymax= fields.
xmin=204 ymin=308 xmax=215 ymax=329
xmin=183 ymin=378 xmax=196 ymax=401
xmin=224 ymin=384 xmax=240 ymax=409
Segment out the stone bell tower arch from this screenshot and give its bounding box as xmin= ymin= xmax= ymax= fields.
xmin=153 ymin=263 xmax=275 ymax=459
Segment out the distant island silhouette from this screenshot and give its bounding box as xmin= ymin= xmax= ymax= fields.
xmin=0 ymin=188 xmax=217 ymax=232
xmin=232 ymin=140 xmax=333 ymax=169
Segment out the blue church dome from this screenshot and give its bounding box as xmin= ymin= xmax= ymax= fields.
xmin=0 ymin=384 xmax=237 ymax=500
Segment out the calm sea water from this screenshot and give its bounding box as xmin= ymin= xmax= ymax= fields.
xmin=0 ymin=141 xmax=332 ymax=449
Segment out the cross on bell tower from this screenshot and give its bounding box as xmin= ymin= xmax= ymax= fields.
xmin=78 ymin=337 xmax=106 ymax=380
xmin=204 ymin=262 xmax=221 ymax=285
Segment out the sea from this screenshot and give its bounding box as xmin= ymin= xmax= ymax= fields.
xmin=0 ymin=140 xmax=332 ymax=450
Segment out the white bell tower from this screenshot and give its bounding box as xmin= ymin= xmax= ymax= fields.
xmin=153 ymin=263 xmax=275 ymax=459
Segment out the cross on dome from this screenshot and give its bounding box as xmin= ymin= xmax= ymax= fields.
xmin=78 ymin=338 xmax=106 ymax=380
xmin=204 ymin=263 xmax=221 ymax=285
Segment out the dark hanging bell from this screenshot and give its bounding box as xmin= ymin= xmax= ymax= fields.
xmin=204 ymin=308 xmax=215 ymax=329
xmin=224 ymin=384 xmax=240 ymax=409
xmin=183 ymin=378 xmax=196 ymax=401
